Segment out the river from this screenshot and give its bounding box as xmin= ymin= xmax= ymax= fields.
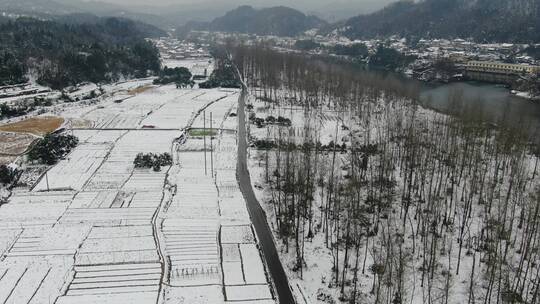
xmin=353 ymin=62 xmax=540 ymax=133
xmin=419 ymin=81 xmax=540 ymax=132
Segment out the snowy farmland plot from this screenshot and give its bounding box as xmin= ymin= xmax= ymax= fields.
xmin=84 ymin=130 xmax=177 ymax=191
xmin=57 ymin=262 xmax=162 ymax=304
xmin=140 ymin=88 xmax=234 ymax=130
xmin=32 ymin=143 xmax=111 ymax=191
xmin=0 ymin=262 xmax=73 ymax=304
xmin=72 ymin=130 xmax=126 ymax=144
xmin=163 ymin=151 xmax=221 ymax=287
xmin=70 ymin=190 xmax=165 ymax=209
xmin=190 ymin=94 xmax=238 ymax=130
xmin=4 ymin=224 xmax=90 ymax=259
xmin=75 ymin=232 xmax=160 ymax=265
xmin=0 ymin=191 xmax=74 ymax=229
xmin=163 ymin=219 xmax=221 ymax=286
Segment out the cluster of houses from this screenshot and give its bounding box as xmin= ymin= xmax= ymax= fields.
xmin=173 ymin=31 xmax=540 ymax=85
xmin=154 ymin=38 xmax=210 ymax=60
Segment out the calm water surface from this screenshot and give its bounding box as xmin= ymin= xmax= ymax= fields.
xmin=420 ymin=82 xmax=540 ymax=132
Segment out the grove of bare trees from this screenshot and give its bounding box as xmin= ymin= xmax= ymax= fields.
xmin=228 ymin=43 xmax=540 ymax=304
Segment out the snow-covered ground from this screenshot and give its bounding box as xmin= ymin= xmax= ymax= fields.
xmin=245 ymin=85 xmax=540 ymax=304
xmin=0 ymin=57 xmax=277 ymax=303
xmin=160 ymin=95 xmax=275 ymax=303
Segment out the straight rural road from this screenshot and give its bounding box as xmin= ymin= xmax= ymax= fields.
xmin=236 ymin=89 xmax=296 ymax=304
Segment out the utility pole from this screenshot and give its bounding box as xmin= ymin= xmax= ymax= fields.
xmin=210 ymin=112 xmax=214 ymax=178
xmin=203 ymin=111 xmax=207 ymax=176
xmin=45 ymin=171 xmax=50 ymax=192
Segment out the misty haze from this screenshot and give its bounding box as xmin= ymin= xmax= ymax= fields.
xmin=0 ymin=1 xmax=540 ymax=304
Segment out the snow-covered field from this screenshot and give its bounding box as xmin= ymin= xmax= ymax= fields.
xmin=160 ymin=110 xmax=276 ymax=303
xmin=0 ymin=57 xmax=277 ymax=304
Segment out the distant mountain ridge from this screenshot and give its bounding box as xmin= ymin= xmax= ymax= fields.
xmin=330 ymin=0 xmax=540 ymax=43
xmin=183 ymin=5 xmax=327 ymax=37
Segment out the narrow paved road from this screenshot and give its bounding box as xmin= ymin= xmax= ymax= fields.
xmin=237 ymin=90 xmax=296 ymax=304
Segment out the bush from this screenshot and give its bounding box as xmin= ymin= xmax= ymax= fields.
xmin=134 ymin=152 xmax=173 ymax=171
xmin=0 ymin=164 xmax=18 ymax=185
xmin=253 ymin=140 xmax=277 ymax=150
xmin=253 ymin=118 xmax=265 ymax=128
xmin=265 ymin=116 xmax=276 ymax=124
xmin=157 ymin=153 xmax=173 ymax=166
xmin=28 ymin=134 xmax=79 ymax=165
xmin=277 ymin=116 xmax=292 ymax=126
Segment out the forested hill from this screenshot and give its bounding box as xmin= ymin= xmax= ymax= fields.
xmin=0 ymin=17 xmax=162 ymax=89
xmin=330 ymin=0 xmax=540 ymax=43
xmin=54 ymin=14 xmax=166 ymax=38
xmin=182 ymin=5 xmax=327 ymax=37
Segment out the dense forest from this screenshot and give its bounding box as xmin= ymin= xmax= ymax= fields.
xmin=330 ymin=0 xmax=540 ymax=43
xmin=229 ymin=43 xmax=540 ymax=303
xmin=0 ymin=17 xmax=162 ymax=89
